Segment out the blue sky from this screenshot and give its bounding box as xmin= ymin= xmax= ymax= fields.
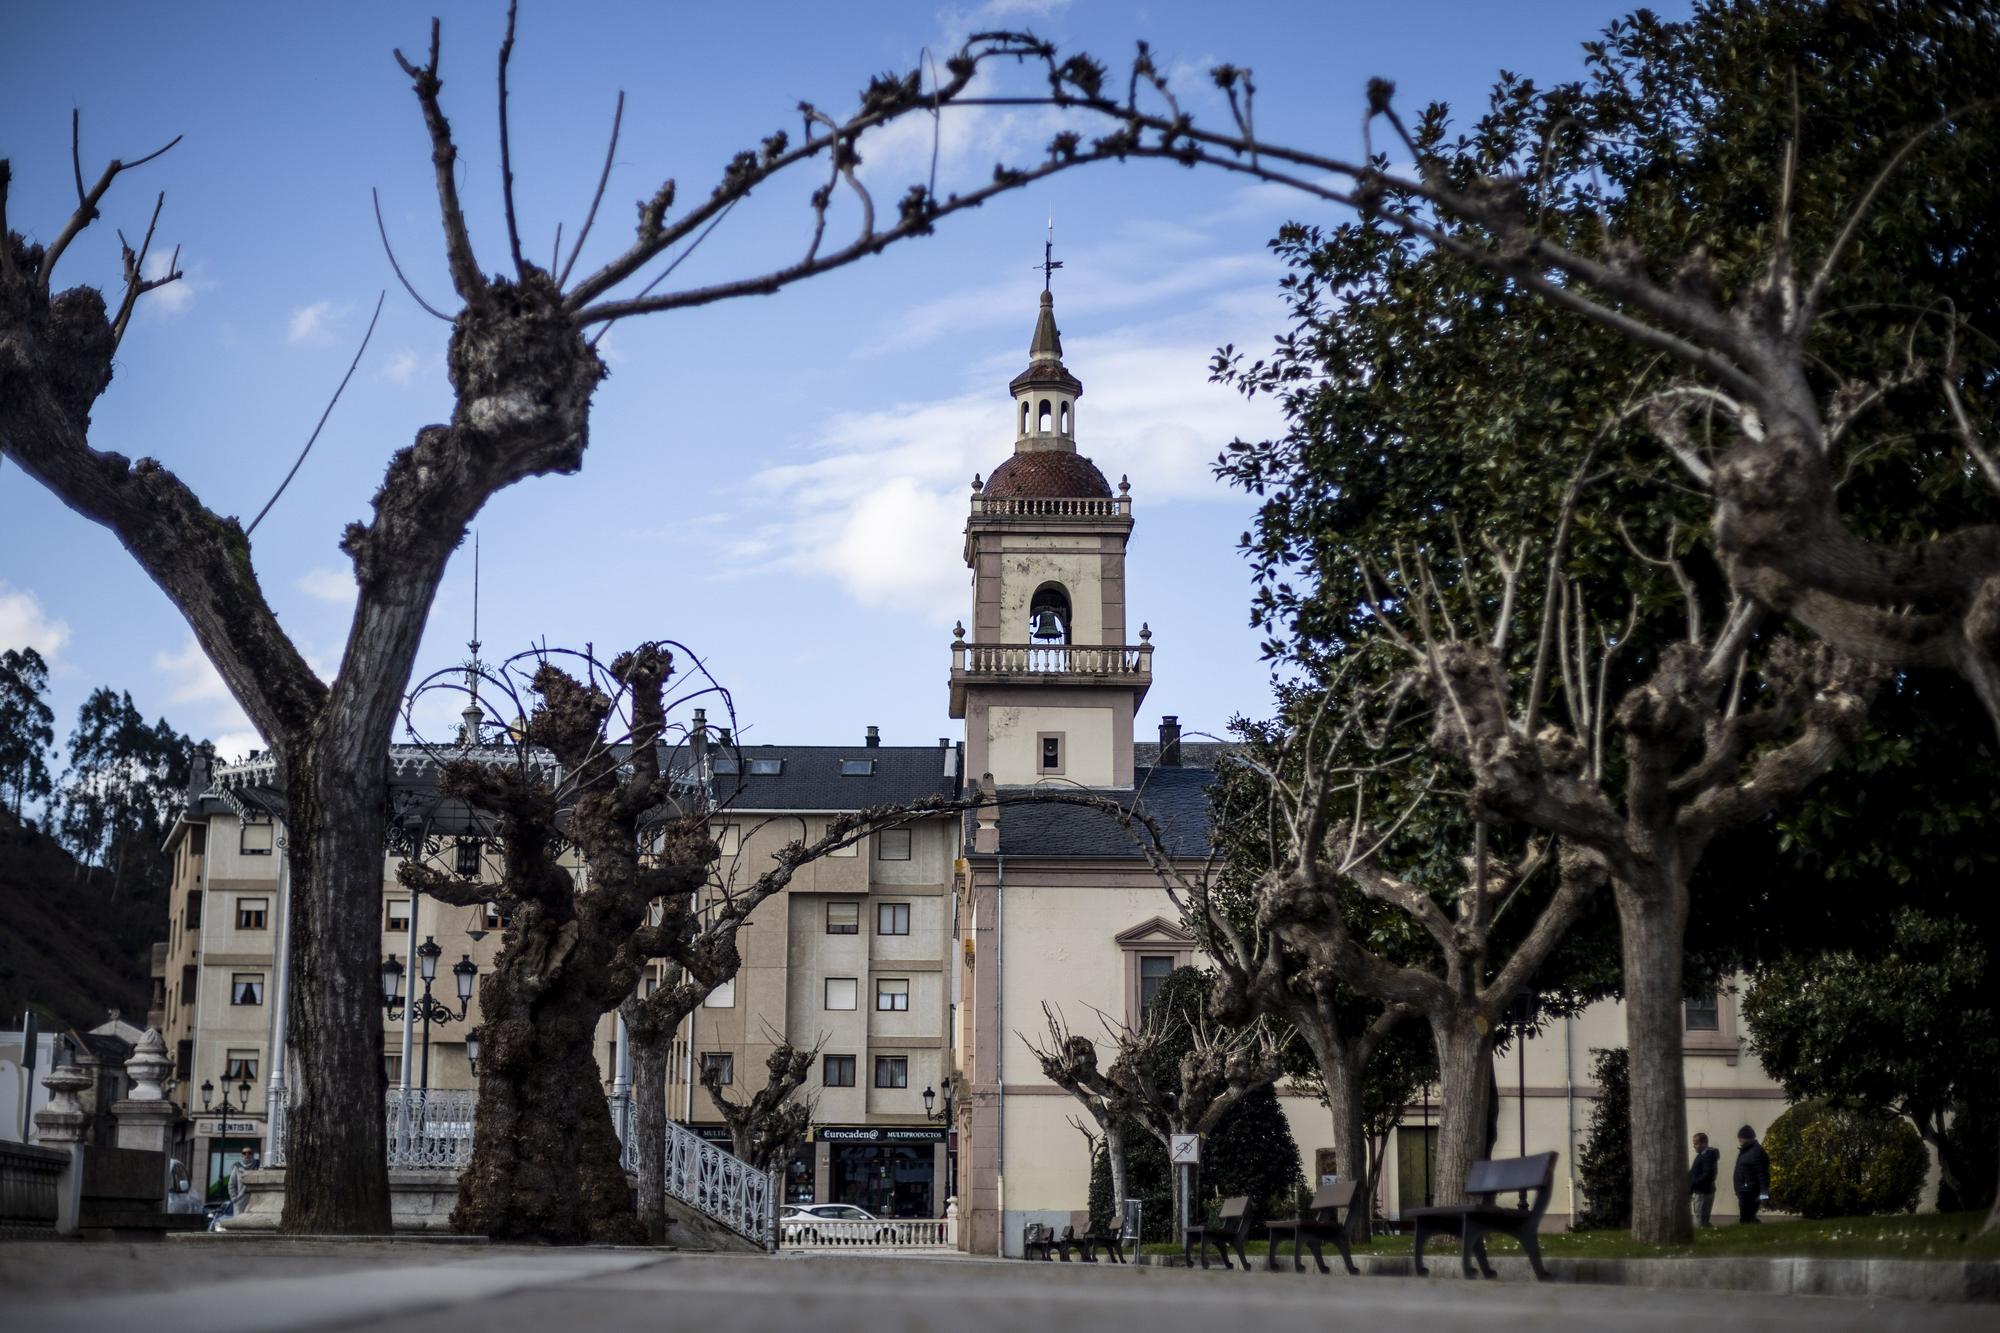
xmin=1 ymin=0 xmax=1683 ymax=766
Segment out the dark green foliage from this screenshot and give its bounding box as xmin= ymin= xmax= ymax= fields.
xmin=1576 ymin=1048 xmax=1631 ymax=1230
xmin=1742 ymin=910 xmax=1999 ymax=1209
xmin=1198 ymin=1083 xmax=1305 ymax=1229
xmin=0 ymin=648 xmax=56 ymax=821
xmin=1766 ymin=1101 xmax=1928 ymax=1219
xmin=1938 ymin=1099 xmax=2000 ymax=1214
xmin=56 ymin=687 xmax=198 ymax=902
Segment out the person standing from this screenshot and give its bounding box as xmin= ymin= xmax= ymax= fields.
xmin=1689 ymin=1132 xmax=1720 ymax=1227
xmin=1734 ymin=1125 xmax=1770 ymax=1224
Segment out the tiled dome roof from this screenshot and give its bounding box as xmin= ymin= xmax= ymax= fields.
xmin=983 ymin=451 xmax=1112 ymax=499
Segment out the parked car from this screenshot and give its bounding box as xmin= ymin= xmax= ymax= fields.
xmin=781 ymin=1202 xmax=898 ymax=1244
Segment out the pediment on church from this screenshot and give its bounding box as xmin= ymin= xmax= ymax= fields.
xmin=1112 ymin=916 xmax=1194 ymax=948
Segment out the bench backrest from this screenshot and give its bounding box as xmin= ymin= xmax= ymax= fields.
xmin=1464 ymin=1152 xmax=1558 ymax=1201
xmin=1309 ymin=1180 xmax=1357 ymax=1216
xmin=1215 ymin=1196 xmax=1250 ymax=1229
xmin=1024 ymin=1222 xmax=1051 ymax=1243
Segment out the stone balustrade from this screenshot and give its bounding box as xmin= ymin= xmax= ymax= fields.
xmin=951 ymin=642 xmax=1152 ymax=676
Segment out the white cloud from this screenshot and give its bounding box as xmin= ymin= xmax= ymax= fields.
xmin=296 ymin=567 xmax=357 ymax=605
xmin=0 ymin=584 xmax=72 ymax=662
xmin=973 ymin=0 xmax=1073 ymax=17
xmin=288 ymin=300 xmax=345 ymax=345
xmin=734 ymin=313 xmax=1283 ymax=622
xmin=380 ymin=347 xmax=444 ymax=386
xmin=153 ymin=636 xmax=263 ymax=756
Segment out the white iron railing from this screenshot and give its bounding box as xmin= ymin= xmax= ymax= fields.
xmin=781 ymin=1215 xmax=954 ymax=1248
xmin=385 ymin=1089 xmax=476 ymax=1169
xmin=958 ymin=643 xmax=1150 ymax=675
xmin=266 ymin=1088 xmax=777 ymax=1248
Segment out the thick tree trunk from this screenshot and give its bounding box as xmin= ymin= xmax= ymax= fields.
xmin=622 ymin=997 xmax=671 ymax=1246
xmin=453 ymin=951 xmax=640 ymax=1243
xmin=1103 ymin=1120 xmax=1129 ymax=1222
xmin=1616 ymin=876 xmax=1693 ymax=1245
xmin=279 ymin=761 xmax=392 ymax=1234
xmin=1302 ymin=1024 xmax=1374 ymax=1241
xmin=1430 ymin=1008 xmax=1496 ymax=1208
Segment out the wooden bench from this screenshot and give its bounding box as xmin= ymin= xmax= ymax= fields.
xmin=1053 ymin=1224 xmax=1093 ymax=1262
xmin=1022 ymin=1221 xmax=1059 ymax=1260
xmin=1184 ymin=1195 xmax=1252 ymax=1270
xmin=1264 ymin=1180 xmax=1361 ymax=1275
xmin=1406 ymin=1151 xmax=1558 ymax=1280
xmin=1078 ymin=1197 xmax=1143 ymax=1263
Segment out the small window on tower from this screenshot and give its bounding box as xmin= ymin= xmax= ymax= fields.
xmin=1038 ymin=398 xmax=1052 ymax=432
xmin=1039 ymin=733 xmax=1064 ymax=775
xmin=1059 ymin=401 xmax=1070 ymax=434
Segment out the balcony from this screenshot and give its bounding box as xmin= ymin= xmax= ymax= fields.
xmin=948 ymin=637 xmax=1153 ymax=717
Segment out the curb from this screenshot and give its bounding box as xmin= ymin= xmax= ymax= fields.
xmin=1125 ymin=1250 xmax=2000 ymax=1303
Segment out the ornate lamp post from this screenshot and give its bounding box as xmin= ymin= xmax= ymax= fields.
xmin=201 ymin=1076 xmax=254 ymax=1119
xmin=381 ymin=937 xmax=477 ymax=1093
xmin=922 ymin=1078 xmax=957 ymax=1204
xmin=466 ymin=1028 xmax=481 ymax=1078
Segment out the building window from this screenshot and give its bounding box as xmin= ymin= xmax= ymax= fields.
xmin=825 ymin=977 xmax=858 ymax=1011
xmin=826 ymin=902 xmax=859 ymax=935
xmin=231 ymin=973 xmax=265 ymax=1006
xmin=748 ymin=758 xmax=784 ymax=776
xmin=186 ymin=890 xmax=203 ymax=930
xmin=712 ymin=823 xmax=740 ymax=856
xmin=839 ymin=759 xmax=875 ymax=776
xmin=877 ymin=903 xmax=910 ymax=936
xmin=236 ymin=897 xmax=269 ymax=930
xmin=484 ymin=902 xmax=511 ymax=930
xmin=179 ymin=965 xmax=197 ymax=1005
xmin=190 ymin=825 xmax=206 ymax=856
xmin=1038 ymin=732 xmax=1065 ymax=775
xmin=386 ymin=899 xmax=411 ymax=933
xmin=876 ymin=978 xmax=910 ymax=1012
xmin=704 ymin=977 xmax=736 ymax=1008
xmin=176 ymin=1040 xmax=193 ymax=1081
xmin=223 ymin=1049 xmax=259 ymax=1081
xmin=874 ymin=1056 xmax=908 ymax=1089
xmin=455 ymin=839 xmax=482 ymax=877
xmin=384 ymin=1051 xmax=402 ymax=1085
xmin=823 ymin=1054 xmax=856 ymax=1087
xmin=701 ymin=1052 xmax=734 ymax=1085
xmin=1138 ymin=955 xmax=1176 ymax=1016
xmin=240 ymin=818 xmax=274 ymax=855
xmin=877 ymin=828 xmax=912 ymax=861
xmin=1685 ymin=991 xmax=1721 ymax=1031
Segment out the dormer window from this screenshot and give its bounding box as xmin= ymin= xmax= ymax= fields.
xmin=840 ymin=759 xmax=875 ymax=776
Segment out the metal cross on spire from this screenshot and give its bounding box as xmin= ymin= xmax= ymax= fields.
xmin=1037 ymin=215 xmax=1063 ymax=292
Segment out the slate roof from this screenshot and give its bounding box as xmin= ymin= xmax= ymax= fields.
xmin=1132 ymin=740 xmax=1234 ymax=770
xmin=710 ymin=744 xmax=962 ymax=811
xmin=981 ymin=764 xmax=1217 ymax=860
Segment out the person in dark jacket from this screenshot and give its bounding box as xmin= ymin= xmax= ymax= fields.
xmin=1688 ymin=1133 xmax=1720 ymax=1227
xmin=1734 ymin=1125 xmax=1771 ymax=1223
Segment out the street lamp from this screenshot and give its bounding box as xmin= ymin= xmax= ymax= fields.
xmin=465 ymin=1028 xmax=481 ymax=1078
xmin=201 ymin=1077 xmax=253 ymax=1118
xmin=383 ymin=936 xmax=477 ymax=1093
xmin=921 ymin=1079 xmax=957 ymax=1205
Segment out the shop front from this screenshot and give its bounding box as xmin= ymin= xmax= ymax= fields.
xmin=191 ymin=1115 xmax=266 ymax=1203
xmin=813 ymin=1125 xmax=948 ymax=1219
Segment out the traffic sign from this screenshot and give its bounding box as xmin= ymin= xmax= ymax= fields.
xmin=1169 ymin=1133 xmax=1201 ymax=1165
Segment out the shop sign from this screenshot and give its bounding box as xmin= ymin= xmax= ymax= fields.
xmin=814 ymin=1125 xmax=946 ymax=1144
xmin=198 ymin=1120 xmax=260 ymax=1136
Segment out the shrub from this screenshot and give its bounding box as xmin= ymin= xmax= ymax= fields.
xmin=1575 ymin=1047 xmax=1631 ymax=1230
xmin=1765 ymin=1101 xmax=1927 ymax=1219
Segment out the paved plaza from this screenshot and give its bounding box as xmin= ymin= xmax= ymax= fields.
xmin=2 ymin=1242 xmax=1991 ymax=1333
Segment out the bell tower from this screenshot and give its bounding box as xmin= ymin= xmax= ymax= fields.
xmin=948 ymin=271 xmax=1152 ymax=789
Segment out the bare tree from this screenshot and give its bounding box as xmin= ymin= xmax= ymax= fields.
xmin=0 ymin=12 xmax=1169 ymax=1231
xmin=701 ymin=1029 xmax=823 ymax=1174
xmin=1371 ymin=546 xmax=1880 ymax=1242
xmin=1021 ymin=1002 xmax=1144 ymax=1218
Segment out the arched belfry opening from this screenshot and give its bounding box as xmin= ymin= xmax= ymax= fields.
xmin=1028 ymin=583 xmax=1072 ymax=645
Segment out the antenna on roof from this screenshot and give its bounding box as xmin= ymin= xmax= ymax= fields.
xmin=459 ymin=532 xmax=485 ymax=748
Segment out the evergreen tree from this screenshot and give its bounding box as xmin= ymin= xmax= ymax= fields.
xmin=1576 ymin=1048 xmax=1631 ymax=1230
xmin=0 ymin=648 xmax=56 ymax=821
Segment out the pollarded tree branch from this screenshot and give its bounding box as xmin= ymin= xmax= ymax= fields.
xmin=393 ymin=18 xmax=486 ymax=301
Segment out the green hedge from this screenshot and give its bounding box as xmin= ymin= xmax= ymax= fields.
xmin=1765 ymin=1100 xmax=1927 ymax=1219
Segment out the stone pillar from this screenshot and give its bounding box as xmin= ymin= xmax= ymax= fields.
xmin=32 ymin=1063 xmax=91 ymax=1236
xmin=113 ymin=1028 xmax=183 ymax=1205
